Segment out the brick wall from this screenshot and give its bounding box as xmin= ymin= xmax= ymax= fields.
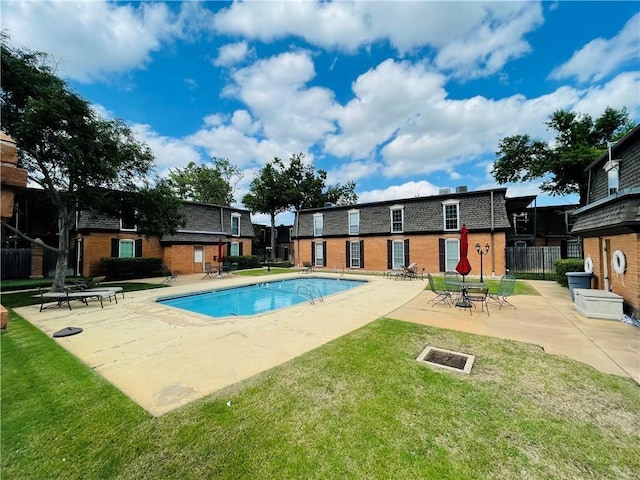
xmin=296 ymin=233 xmax=507 ymax=277
xmin=79 ymin=233 xmax=162 ymax=277
xmin=582 ymin=234 xmax=639 ymax=316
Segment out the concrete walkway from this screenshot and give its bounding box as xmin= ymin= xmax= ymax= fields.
xmin=15 ymin=273 xmax=639 ymax=416
xmin=388 ymin=280 xmax=640 ymax=384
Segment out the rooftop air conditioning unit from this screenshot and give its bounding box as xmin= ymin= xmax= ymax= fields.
xmin=439 ymin=188 xmax=451 ymax=195
xmin=456 ymin=185 xmax=468 ymax=193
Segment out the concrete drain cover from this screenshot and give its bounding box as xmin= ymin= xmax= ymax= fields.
xmin=416 ymin=346 xmax=475 ymax=374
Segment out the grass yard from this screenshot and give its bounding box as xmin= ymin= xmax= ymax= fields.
xmin=2 ymin=302 xmax=638 ymax=479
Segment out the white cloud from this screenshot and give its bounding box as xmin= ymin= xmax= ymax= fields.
xmin=214 ymin=41 xmax=254 ymax=67
xmin=2 ymin=0 xmax=210 ymax=82
xmin=572 ymin=72 xmax=640 ymax=120
xmin=131 ymin=124 xmax=202 ymax=177
xmin=550 ymin=13 xmax=640 ymax=83
xmin=357 ymin=180 xmax=441 ymax=204
xmin=213 ymin=1 xmax=544 ymax=78
xmin=227 ymin=51 xmax=338 ymax=151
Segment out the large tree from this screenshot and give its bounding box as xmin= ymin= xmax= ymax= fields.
xmin=1 ymin=38 xmax=184 ymax=291
xmin=242 ymin=159 xmax=290 ymax=259
xmin=243 ymin=153 xmax=358 ymax=260
xmin=168 ymin=157 xmax=243 ymax=206
xmin=492 ymin=107 xmax=634 ymax=205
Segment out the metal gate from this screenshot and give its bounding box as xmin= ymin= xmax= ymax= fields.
xmin=505 ymin=246 xmax=563 ymax=280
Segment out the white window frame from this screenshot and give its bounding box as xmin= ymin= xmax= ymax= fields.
xmin=348 ymin=210 xmax=360 ymax=235
xmin=230 ymin=242 xmax=239 ymax=256
xmin=445 ymin=238 xmax=459 ymax=271
xmin=231 ymin=214 xmax=241 ymax=236
xmin=120 ymin=209 xmax=137 ymax=232
xmin=350 ymin=241 xmax=360 ymax=268
xmin=119 ymin=239 xmax=135 ymax=258
xmin=313 ymin=213 xmax=323 ymax=237
xmin=314 ymin=242 xmax=324 ymax=267
xmin=390 ymin=205 xmax=404 ymax=233
xmin=442 ymin=200 xmax=460 ymax=231
xmin=606 ymin=161 xmax=619 ymax=195
xmin=392 ymin=240 xmax=404 ymax=269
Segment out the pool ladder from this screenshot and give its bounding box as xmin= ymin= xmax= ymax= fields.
xmin=297 ymin=285 xmax=324 ymax=305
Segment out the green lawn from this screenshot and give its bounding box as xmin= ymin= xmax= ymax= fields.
xmin=2 ymin=287 xmax=637 ymax=479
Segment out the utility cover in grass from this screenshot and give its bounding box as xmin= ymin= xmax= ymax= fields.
xmin=416 ymin=346 xmax=475 ymax=374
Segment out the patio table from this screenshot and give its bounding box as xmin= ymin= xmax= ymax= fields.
xmin=444 ymin=279 xmax=487 ymax=310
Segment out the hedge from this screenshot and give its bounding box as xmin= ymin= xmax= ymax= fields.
xmin=223 ymin=255 xmax=261 ymax=270
xmin=99 ymin=257 xmax=164 ymax=280
xmin=554 ymin=258 xmax=586 ymax=287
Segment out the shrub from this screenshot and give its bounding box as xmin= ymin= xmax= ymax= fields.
xmin=223 ymin=255 xmax=261 ymax=270
xmin=554 ymin=258 xmax=585 ymax=287
xmin=100 ymin=257 xmax=164 ymax=280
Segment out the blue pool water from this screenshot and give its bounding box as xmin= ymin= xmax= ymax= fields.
xmin=157 ymin=277 xmax=367 ymax=318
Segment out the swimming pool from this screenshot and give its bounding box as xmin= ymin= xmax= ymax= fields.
xmin=157 ymin=277 xmax=367 ymax=318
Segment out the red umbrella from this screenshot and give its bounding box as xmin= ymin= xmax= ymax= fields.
xmin=455 ymin=225 xmax=472 ymax=278
xmin=217 ymin=238 xmax=224 ymax=265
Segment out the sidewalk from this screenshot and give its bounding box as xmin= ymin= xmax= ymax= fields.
xmin=386 ymin=280 xmax=640 ymax=384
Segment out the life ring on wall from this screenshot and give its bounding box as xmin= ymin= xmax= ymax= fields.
xmin=584 ymin=256 xmax=594 ymax=274
xmin=612 ymin=250 xmax=626 ymax=275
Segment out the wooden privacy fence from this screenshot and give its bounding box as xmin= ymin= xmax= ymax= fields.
xmin=1 ymin=248 xmax=75 ymax=280
xmin=1 ymin=248 xmax=31 ymax=279
xmin=505 ymin=245 xmax=582 ymax=280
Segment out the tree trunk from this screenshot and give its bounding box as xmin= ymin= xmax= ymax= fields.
xmin=270 ymin=211 xmax=276 ymax=261
xmin=50 ymin=203 xmax=74 ymax=292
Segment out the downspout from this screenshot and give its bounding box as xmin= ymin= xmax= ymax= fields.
xmin=490 ymin=190 xmax=495 ymax=277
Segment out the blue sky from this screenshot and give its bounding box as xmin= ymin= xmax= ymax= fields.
xmin=3 ymin=1 xmax=639 ymax=225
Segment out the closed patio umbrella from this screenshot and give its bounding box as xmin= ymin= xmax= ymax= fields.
xmin=217 ymin=238 xmax=224 ymax=274
xmin=455 ymin=225 xmax=472 ymax=280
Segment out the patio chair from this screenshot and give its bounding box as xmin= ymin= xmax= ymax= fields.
xmin=161 ymin=265 xmax=178 ymax=284
xmin=488 ymin=274 xmax=516 ymax=310
xmin=466 ymin=286 xmax=490 ymax=315
xmin=202 ymin=262 xmax=215 ymax=279
xmin=443 ymin=271 xmax=462 ymax=300
xmin=397 ymin=263 xmax=418 ymax=280
xmin=427 ymin=273 xmax=452 ymax=307
xmin=220 ymin=262 xmax=238 ymax=277
xmin=302 ymin=261 xmax=314 ymax=273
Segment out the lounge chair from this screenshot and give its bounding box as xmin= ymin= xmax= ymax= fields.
xmin=301 ymin=261 xmax=314 ymax=273
xmin=427 ymin=273 xmax=452 ymax=307
xmin=36 ymin=288 xmax=108 ymax=312
xmin=70 ymin=276 xmax=124 ymax=301
xmin=161 ymin=265 xmax=178 ymax=284
xmin=488 ymin=274 xmax=516 ymax=310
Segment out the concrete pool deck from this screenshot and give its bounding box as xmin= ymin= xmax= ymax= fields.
xmin=15 ymin=273 xmax=639 ymax=416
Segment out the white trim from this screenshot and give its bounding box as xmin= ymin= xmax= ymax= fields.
xmin=119 ymin=239 xmax=135 ymax=258
xmin=348 ymin=210 xmax=360 ymax=235
xmin=442 ymin=200 xmax=460 ymax=231
xmin=313 ymin=213 xmax=323 ymax=237
xmin=231 ymin=213 xmax=241 ymax=236
xmin=389 ymin=206 xmax=404 ymax=233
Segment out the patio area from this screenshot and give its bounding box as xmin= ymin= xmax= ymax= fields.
xmin=15 ymin=273 xmax=639 ymax=416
